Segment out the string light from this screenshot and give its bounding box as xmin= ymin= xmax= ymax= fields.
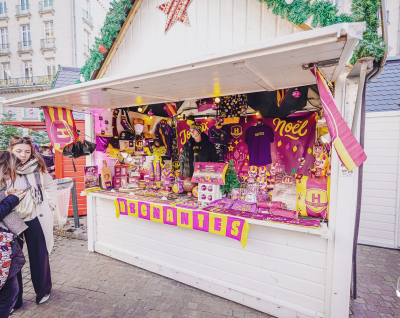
xmin=215 ymin=97 xmax=220 ymax=103
xmin=256 ymin=111 xmax=260 ymax=116
xmin=138 ymin=107 xmax=143 ymax=112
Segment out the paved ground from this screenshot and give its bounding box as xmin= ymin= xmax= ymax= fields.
xmin=11 ymin=235 xmax=400 ymax=318
xmin=11 ymin=236 xmax=274 ymax=318
xmin=349 ymin=245 xmax=400 ymax=318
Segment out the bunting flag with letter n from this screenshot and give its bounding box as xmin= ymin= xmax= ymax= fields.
xmin=43 ymin=107 xmax=79 ymax=153
xmin=315 ymin=70 xmax=367 ymax=171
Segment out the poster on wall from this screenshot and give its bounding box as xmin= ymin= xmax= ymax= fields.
xmin=177 ymin=113 xmax=316 ymax=178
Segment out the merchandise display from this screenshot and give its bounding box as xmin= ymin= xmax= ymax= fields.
xmin=85 ymin=88 xmax=336 ymax=237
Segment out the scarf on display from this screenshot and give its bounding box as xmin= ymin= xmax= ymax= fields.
xmin=17 ymin=159 xmax=44 ymax=206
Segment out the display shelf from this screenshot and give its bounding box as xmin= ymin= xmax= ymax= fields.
xmin=84 ymin=191 xmax=333 ymax=240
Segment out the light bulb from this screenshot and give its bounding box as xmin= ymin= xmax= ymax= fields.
xmin=215 ymin=97 xmax=220 ymax=103
xmin=150 ymin=116 xmax=153 ymax=119
xmin=256 ymin=111 xmax=260 ymax=116
xmin=138 ymin=107 xmax=143 ymax=112
xmin=205 ymin=116 xmax=208 ymax=119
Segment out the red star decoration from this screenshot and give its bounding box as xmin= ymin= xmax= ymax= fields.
xmin=157 ymin=0 xmax=193 ymax=33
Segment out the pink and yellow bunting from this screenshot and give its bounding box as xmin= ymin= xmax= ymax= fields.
xmin=114 ymin=198 xmax=249 ymax=248
xmin=315 ymin=70 xmax=367 ymax=171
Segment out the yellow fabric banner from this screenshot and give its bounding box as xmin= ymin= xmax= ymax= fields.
xmin=114 ymin=198 xmax=249 ymax=248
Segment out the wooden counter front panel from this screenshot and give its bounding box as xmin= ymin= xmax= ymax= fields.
xmin=93 ymin=198 xmax=328 ymax=318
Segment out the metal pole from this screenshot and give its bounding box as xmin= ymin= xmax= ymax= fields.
xmin=71 ymin=179 xmax=80 ymax=228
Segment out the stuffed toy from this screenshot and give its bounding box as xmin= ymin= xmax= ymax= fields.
xmin=309 ymin=152 xmax=329 ymax=178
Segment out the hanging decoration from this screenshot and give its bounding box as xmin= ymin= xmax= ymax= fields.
xmin=99 ymin=45 xmax=107 ymax=53
xmin=157 ymin=0 xmax=193 ymax=33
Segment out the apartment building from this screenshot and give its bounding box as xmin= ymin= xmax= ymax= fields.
xmin=0 ymin=0 xmax=109 ymax=120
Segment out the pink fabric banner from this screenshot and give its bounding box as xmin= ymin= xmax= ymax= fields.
xmin=315 ymin=70 xmax=367 ymax=171
xmin=177 ymin=113 xmax=316 ymax=178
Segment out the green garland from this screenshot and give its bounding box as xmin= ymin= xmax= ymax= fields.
xmin=50 ymin=64 xmax=61 ymax=89
xmin=76 ymin=0 xmax=132 ymax=84
xmin=259 ymin=0 xmax=385 ymax=64
xmin=77 ymin=0 xmax=385 ymax=85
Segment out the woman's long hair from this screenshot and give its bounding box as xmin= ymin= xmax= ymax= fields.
xmin=0 ymin=151 xmax=19 ymax=188
xmin=8 ymin=137 xmax=47 ymax=174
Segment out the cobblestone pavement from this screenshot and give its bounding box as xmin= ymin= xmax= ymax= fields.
xmin=349 ymin=245 xmax=400 ymax=317
xmin=12 ymin=236 xmax=274 ymax=318
xmin=11 ymin=236 xmax=400 ymax=318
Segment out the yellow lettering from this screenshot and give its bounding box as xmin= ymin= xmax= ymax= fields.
xmin=8 ymin=80 xmax=14 ymax=86
xmin=167 ymin=209 xmax=174 ymax=222
xmin=179 ymin=130 xmax=187 ymax=146
xmin=272 ymin=118 xmax=308 ymax=141
xmin=56 ymin=129 xmax=71 ymax=139
xmin=26 ymin=79 xmax=32 ymax=85
xmin=20 ymin=80 xmax=25 ymax=86
xmin=231 ymin=221 xmax=240 ymax=236
xmin=284 ymin=122 xmax=292 ymax=133
xmin=0 ymin=80 xmax=3 ymax=87
xmin=198 ymin=214 xmax=204 ymax=228
xmin=141 ymin=205 xmax=148 ymax=216
xmin=297 ymin=120 xmax=308 ymax=137
xmin=44 ymin=77 xmax=50 ymax=84
xmin=38 ymin=77 xmax=44 ymax=84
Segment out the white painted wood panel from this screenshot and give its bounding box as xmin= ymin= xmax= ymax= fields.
xmin=360 ymin=112 xmax=400 ymax=248
xmin=104 ymin=0 xmax=299 ymax=78
xmin=93 ymin=197 xmax=327 ymax=317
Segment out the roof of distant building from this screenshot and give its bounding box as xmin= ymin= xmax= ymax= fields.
xmin=366 ymin=56 xmax=400 ymax=112
xmin=51 ymin=67 xmax=85 ymax=120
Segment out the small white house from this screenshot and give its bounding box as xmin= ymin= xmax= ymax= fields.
xmin=359 ymin=56 xmax=400 ymax=249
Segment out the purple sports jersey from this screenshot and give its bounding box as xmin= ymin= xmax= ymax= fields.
xmin=155 ymin=122 xmax=173 ymax=157
xmin=208 ymin=125 xmax=231 ymax=162
xmin=245 ymin=124 xmax=274 ymax=166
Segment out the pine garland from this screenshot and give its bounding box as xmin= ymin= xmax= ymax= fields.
xmin=77 ymin=0 xmax=385 ymax=85
xmin=50 ymin=64 xmax=61 ymax=89
xmin=76 ymin=0 xmax=132 ymax=84
xmin=259 ymin=0 xmax=385 ymax=63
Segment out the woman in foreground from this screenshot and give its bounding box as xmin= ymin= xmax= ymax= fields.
xmin=0 ymin=152 xmax=27 ymax=317
xmin=8 ymin=137 xmax=57 ymax=309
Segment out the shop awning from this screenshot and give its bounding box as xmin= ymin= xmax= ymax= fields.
xmin=1 ymin=121 xmax=47 ymax=131
xmin=3 ymin=22 xmax=365 ymax=110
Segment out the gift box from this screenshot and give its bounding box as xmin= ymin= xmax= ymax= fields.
xmin=115 ymin=165 xmax=128 ymax=177
xmin=198 ymin=192 xmax=222 ymax=203
xmin=113 ymin=177 xmax=127 ymax=189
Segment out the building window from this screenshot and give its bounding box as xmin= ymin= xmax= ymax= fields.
xmin=2 ymin=63 xmax=10 ymax=80
xmin=24 ymin=61 xmax=33 ymax=79
xmin=0 ymin=28 xmax=8 ymax=49
xmin=21 ymin=0 xmax=29 ymax=11
xmin=84 ymin=0 xmax=90 ymax=14
xmin=22 ymin=25 xmax=31 ymax=46
xmin=84 ymin=30 xmax=90 ymax=54
xmin=46 ymin=58 xmax=56 ymax=76
xmin=0 ymin=2 xmax=6 ymax=15
xmin=44 ymin=21 xmax=54 ymax=43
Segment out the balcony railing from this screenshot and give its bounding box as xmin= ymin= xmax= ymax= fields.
xmin=15 ymin=4 xmax=30 ymax=16
xmin=0 ymin=6 xmax=7 ymax=19
xmin=0 ymin=43 xmax=10 ymax=55
xmin=18 ymin=41 xmax=32 ymax=53
xmin=82 ymin=9 xmax=93 ymax=26
xmin=41 ymin=38 xmax=55 ymax=50
xmin=0 ymin=76 xmax=54 ymax=89
xmin=39 ymin=0 xmax=54 ymax=13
